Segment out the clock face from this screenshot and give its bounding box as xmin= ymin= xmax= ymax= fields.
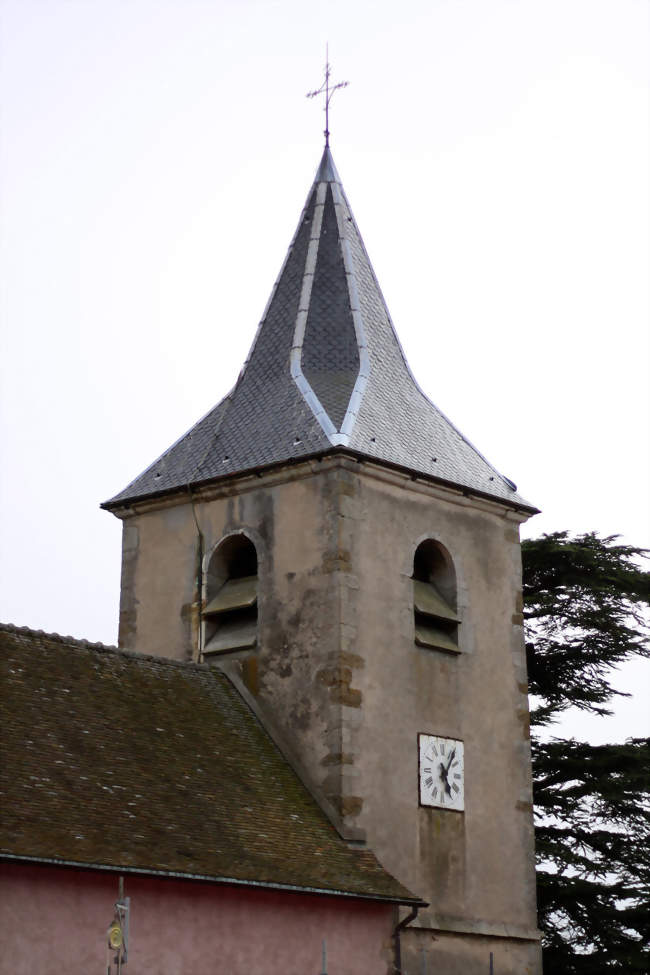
xmin=419 ymin=734 xmax=465 ymax=811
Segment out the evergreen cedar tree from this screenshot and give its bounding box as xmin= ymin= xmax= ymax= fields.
xmin=521 ymin=532 xmax=650 ymax=973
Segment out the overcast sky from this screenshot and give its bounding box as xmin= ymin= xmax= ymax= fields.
xmin=1 ymin=0 xmax=648 ymax=744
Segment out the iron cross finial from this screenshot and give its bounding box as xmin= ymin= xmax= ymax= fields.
xmin=306 ymin=44 xmax=349 ymax=148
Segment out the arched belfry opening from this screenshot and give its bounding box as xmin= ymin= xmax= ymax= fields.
xmin=202 ymin=534 xmax=258 ymax=658
xmin=412 ymin=539 xmax=460 ymax=653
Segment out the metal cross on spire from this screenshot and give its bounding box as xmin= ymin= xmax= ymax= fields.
xmin=306 ymin=45 xmax=349 ymax=148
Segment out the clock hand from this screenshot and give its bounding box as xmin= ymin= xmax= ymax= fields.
xmin=445 ymin=747 xmax=456 ymax=775
xmin=438 ymin=763 xmax=453 ymax=797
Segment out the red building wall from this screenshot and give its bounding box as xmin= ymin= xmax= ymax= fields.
xmin=0 ymin=862 xmax=395 ymax=974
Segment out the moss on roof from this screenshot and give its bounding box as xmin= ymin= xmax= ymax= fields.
xmin=0 ymin=623 xmax=418 ymax=904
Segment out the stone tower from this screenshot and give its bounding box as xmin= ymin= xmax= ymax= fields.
xmin=104 ymin=147 xmax=542 ymax=974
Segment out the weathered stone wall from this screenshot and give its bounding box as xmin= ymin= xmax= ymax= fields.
xmin=113 ymin=454 xmax=541 ymax=972
xmin=401 ymin=926 xmax=542 ymax=975
xmin=115 ymin=461 xmax=350 ymax=825
xmin=348 ymin=466 xmax=538 ymax=918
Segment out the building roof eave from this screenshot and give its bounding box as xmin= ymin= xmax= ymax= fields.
xmin=0 ymin=853 xmax=426 ymax=907
xmin=102 ymin=445 xmax=539 ymax=518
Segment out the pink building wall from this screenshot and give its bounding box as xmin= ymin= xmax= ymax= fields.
xmin=0 ymin=863 xmax=395 ymax=975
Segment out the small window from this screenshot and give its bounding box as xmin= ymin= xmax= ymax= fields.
xmin=412 ymin=540 xmax=459 ymax=653
xmin=202 ymin=535 xmax=258 ymax=658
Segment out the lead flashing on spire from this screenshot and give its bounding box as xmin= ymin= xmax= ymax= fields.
xmin=331 ymin=180 xmax=370 ymax=442
xmin=315 ymin=147 xmax=341 ymax=183
xmin=289 ymin=159 xmax=370 ymax=447
xmin=290 ymin=183 xmax=339 ymax=441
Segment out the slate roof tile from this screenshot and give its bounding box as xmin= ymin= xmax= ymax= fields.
xmin=0 ymin=623 xmax=419 ymax=904
xmin=104 ymin=148 xmax=535 ymax=513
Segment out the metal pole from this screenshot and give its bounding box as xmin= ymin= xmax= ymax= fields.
xmin=324 ymin=43 xmax=330 ymax=147
xmin=489 ymin=951 xmax=494 ymax=974
xmin=321 ymin=938 xmax=327 ymax=975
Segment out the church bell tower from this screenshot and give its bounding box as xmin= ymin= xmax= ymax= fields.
xmin=104 ymin=146 xmax=542 ymax=975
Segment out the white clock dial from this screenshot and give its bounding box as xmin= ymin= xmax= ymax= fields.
xmin=419 ymin=734 xmax=465 ymax=811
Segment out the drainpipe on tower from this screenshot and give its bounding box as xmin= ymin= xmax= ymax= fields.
xmin=394 ymin=905 xmax=420 ymax=974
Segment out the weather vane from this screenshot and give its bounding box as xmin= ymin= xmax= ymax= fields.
xmin=306 ymin=45 xmax=349 ymax=148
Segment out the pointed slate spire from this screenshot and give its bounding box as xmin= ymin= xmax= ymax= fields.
xmin=105 ymin=148 xmax=534 ymax=512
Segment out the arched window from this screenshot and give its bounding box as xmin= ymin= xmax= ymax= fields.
xmin=202 ymin=534 xmax=258 ymax=658
xmin=412 ymin=539 xmax=459 ymax=653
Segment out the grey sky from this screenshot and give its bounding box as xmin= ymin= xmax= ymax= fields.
xmin=1 ymin=0 xmax=648 ymax=743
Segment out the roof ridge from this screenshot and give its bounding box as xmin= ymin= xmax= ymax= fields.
xmin=0 ymin=622 xmax=213 ymax=673
xmin=335 ymin=182 xmax=516 ymax=490
xmin=0 ymin=621 xmax=117 ymax=652
xmin=188 ymin=390 xmax=235 ymax=483
xmin=103 ymin=391 xmax=234 ymax=506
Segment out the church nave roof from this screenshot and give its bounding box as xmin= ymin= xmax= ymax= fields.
xmin=0 ymin=622 xmax=419 ymax=905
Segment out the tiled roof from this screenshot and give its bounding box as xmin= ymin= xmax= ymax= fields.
xmin=104 ymin=148 xmax=535 ymax=513
xmin=0 ymin=623 xmax=419 ymax=903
